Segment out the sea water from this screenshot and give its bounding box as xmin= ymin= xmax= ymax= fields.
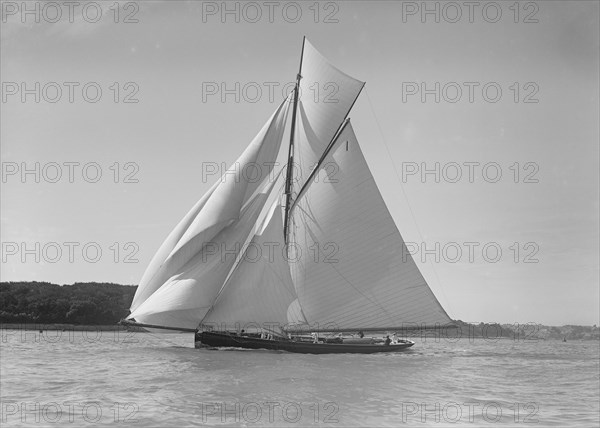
xmin=1 ymin=329 xmax=598 ymax=427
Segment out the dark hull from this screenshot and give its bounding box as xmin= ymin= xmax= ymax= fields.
xmin=196 ymin=332 xmax=414 ymax=354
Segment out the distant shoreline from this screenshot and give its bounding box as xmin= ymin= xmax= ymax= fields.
xmin=0 ymin=323 xmax=598 ymax=341
xmin=1 ymin=282 xmax=598 ymax=340
xmin=0 ymin=323 xmax=146 ymax=332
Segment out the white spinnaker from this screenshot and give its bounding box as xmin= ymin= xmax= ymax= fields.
xmin=293 ymin=39 xmax=364 ymax=197
xmin=130 ymin=181 xmax=218 ymax=312
xmin=202 ymin=202 xmax=305 ymax=331
xmin=128 ymin=179 xmax=279 ymax=329
xmin=289 ymin=121 xmax=452 ymax=329
xmin=130 ymin=99 xmax=289 ymax=312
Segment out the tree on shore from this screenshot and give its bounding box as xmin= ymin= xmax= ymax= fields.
xmin=0 ymin=282 xmax=136 ymax=325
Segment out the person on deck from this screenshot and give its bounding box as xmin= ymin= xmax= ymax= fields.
xmin=384 ymin=335 xmax=391 ymax=346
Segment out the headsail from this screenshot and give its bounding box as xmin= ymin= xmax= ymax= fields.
xmin=128 ymin=177 xmax=280 ymax=329
xmin=288 ymin=121 xmax=452 ymax=330
xmin=130 ymin=180 xmax=219 ymax=312
xmin=201 ymin=201 xmax=306 ymax=331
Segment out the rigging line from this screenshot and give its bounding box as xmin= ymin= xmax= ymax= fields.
xmin=364 ymin=88 xmax=454 ymax=318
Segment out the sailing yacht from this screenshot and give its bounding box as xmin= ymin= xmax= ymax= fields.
xmin=122 ymin=38 xmax=453 ymax=354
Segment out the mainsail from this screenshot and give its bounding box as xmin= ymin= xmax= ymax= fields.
xmin=288 ymin=120 xmax=451 ymax=330
xmin=127 ymin=38 xmax=452 ymax=333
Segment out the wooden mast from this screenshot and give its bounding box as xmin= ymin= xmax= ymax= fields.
xmin=283 ymin=36 xmax=305 ymax=243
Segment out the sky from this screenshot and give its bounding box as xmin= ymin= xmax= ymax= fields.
xmin=1 ymin=1 xmax=598 ymax=325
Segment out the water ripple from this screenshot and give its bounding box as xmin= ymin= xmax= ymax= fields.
xmin=1 ymin=331 xmax=598 ymax=427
